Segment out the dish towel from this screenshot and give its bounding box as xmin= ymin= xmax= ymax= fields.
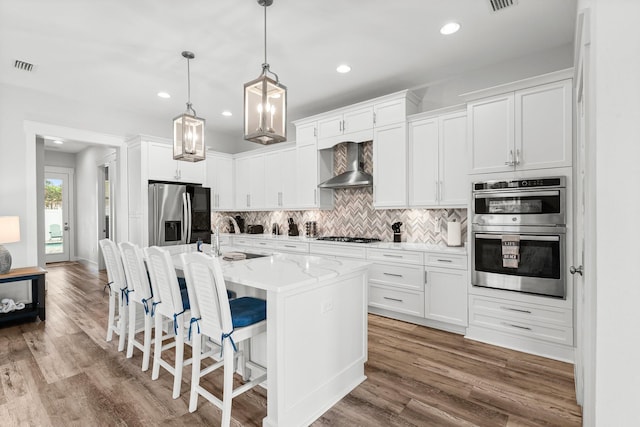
xmin=501 ymin=235 xmax=520 ymax=268
xmin=223 ymin=252 xmax=247 ymax=261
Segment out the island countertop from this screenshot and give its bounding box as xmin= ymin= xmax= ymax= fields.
xmin=170 ymin=245 xmax=370 ymax=293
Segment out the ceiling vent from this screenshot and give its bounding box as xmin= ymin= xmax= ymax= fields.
xmin=488 ymin=0 xmax=518 ymax=12
xmin=14 ymin=59 xmax=35 ymax=72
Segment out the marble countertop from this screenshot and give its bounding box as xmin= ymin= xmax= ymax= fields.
xmin=219 ymin=233 xmax=468 ymax=255
xmin=171 ymin=245 xmax=370 ymax=293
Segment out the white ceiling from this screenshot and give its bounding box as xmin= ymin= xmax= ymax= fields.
xmin=0 ymin=0 xmax=577 ymax=148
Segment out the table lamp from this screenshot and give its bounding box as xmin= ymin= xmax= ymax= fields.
xmin=0 ymin=216 xmax=20 ymax=274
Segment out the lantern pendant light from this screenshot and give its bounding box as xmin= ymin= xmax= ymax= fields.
xmin=173 ymin=51 xmax=206 ymax=162
xmin=243 ymin=0 xmax=287 ymax=145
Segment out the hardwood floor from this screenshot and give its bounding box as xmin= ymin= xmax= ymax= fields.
xmin=0 ymin=262 xmax=582 ymax=426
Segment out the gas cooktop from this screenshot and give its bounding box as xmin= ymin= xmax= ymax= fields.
xmin=316 ymin=236 xmax=381 ymax=244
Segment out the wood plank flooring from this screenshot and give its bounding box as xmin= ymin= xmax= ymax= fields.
xmin=0 ymin=262 xmax=582 ymax=426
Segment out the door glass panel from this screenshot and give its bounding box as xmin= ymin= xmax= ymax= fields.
xmin=45 ymin=178 xmax=64 ymax=255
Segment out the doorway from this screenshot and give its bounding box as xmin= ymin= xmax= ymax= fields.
xmin=97 ymin=153 xmax=117 ymax=270
xmin=44 ymin=166 xmax=74 ymax=263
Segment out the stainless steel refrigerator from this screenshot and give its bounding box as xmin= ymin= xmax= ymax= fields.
xmin=148 ymin=182 xmax=211 ymax=246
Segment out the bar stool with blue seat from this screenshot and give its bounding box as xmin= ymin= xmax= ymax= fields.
xmin=180 ymin=252 xmax=266 ymax=427
xmin=98 ymin=238 xmax=128 ymax=352
xmin=118 ymin=242 xmax=155 ymax=371
xmin=144 ymin=246 xmax=193 ymax=399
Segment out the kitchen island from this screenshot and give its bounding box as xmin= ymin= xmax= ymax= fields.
xmin=170 ymin=245 xmax=370 ymax=427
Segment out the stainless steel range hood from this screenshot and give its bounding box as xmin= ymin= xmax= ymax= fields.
xmin=318 ymin=141 xmax=373 ymax=189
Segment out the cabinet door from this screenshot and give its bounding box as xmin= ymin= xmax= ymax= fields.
xmin=425 ymin=267 xmax=468 ymax=326
xmin=215 ymin=156 xmax=234 ymax=210
xmin=374 ymin=98 xmax=406 ymax=127
xmin=178 ymin=159 xmax=205 ymax=184
xmin=515 ymin=79 xmax=572 ymax=170
xmin=148 ymin=143 xmax=179 ymax=181
xmin=373 ymin=123 xmax=407 ymax=208
xmin=296 ymin=143 xmax=318 ymax=208
xmin=280 ymin=149 xmax=296 ymax=208
xmin=296 ymin=122 xmax=317 ymax=147
xmin=264 ymin=151 xmax=283 ymax=208
xmin=343 ymin=106 xmax=373 ymax=134
xmin=317 ymin=115 xmax=343 ymax=140
xmin=408 ymin=118 xmax=439 ymax=206
xmin=235 ymin=157 xmax=251 ymax=209
xmin=248 ymin=155 xmax=265 ymax=209
xmin=439 ymin=112 xmax=468 ymax=206
xmin=468 ymin=94 xmax=514 ymax=174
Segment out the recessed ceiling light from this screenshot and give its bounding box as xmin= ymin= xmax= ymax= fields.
xmin=157 ymin=92 xmax=171 ymax=99
xmin=440 ymin=22 xmax=461 ymax=35
xmin=52 ymin=140 xmax=63 ymax=145
xmin=336 ymin=64 xmax=351 ymax=74
xmin=222 ymin=111 xmax=232 ymax=117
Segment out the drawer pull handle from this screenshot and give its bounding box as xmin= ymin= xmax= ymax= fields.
xmin=383 ymin=254 xmax=403 ymax=258
xmin=284 ymin=245 xmax=296 ymax=248
xmin=259 ymin=242 xmax=267 ymax=245
xmin=501 ymin=322 xmax=532 ymax=331
xmin=436 ymin=259 xmax=453 ymax=263
xmin=383 ymin=272 xmax=403 ymax=278
xmin=500 ymin=306 xmax=532 ymax=314
xmin=383 ymin=296 xmax=403 ymax=302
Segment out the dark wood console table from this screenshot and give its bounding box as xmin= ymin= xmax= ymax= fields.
xmin=0 ymin=266 xmax=46 ymax=325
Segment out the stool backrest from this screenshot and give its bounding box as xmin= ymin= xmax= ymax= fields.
xmin=119 ymin=242 xmax=152 ymax=300
xmin=180 ymin=252 xmax=232 ymax=336
xmin=144 ymin=246 xmax=183 ymax=317
xmin=99 ymin=239 xmax=126 ymax=292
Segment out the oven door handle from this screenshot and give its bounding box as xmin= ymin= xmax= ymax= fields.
xmin=474 ymin=190 xmax=560 ymax=199
xmin=474 ymin=233 xmax=560 ymax=242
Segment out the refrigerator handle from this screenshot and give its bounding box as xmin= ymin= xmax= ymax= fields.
xmin=186 ymin=191 xmax=193 ymax=244
xmin=151 ymin=185 xmax=158 ymax=246
xmin=182 ymin=192 xmax=188 ymax=244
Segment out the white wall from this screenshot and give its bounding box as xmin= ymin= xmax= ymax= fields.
xmin=74 ymin=145 xmax=115 ymax=266
xmin=590 ymin=0 xmax=640 ymax=425
xmin=44 ymin=151 xmax=76 ymax=169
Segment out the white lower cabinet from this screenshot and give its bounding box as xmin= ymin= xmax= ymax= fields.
xmin=425 ymin=267 xmax=468 ymax=327
xmin=369 ymin=285 xmax=424 ymax=317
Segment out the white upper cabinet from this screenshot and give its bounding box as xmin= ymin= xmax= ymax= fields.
xmin=408 ymin=110 xmax=468 ymax=207
xmin=147 ymin=141 xmax=205 ymax=184
xmin=374 ymin=97 xmax=412 ymax=128
xmin=294 ymin=121 xmax=334 ymax=209
xmin=468 ymin=78 xmax=572 ymax=174
xmin=264 ymin=148 xmax=296 ymax=209
xmin=235 ymin=155 xmax=265 ymax=209
xmin=373 ymin=122 xmax=407 ymax=208
xmin=317 ymin=106 xmax=374 ymax=149
xmin=206 ymin=152 xmax=234 ymax=211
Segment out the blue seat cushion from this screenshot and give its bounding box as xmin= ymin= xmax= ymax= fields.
xmin=178 ymin=276 xmax=236 ymax=301
xmin=229 ymin=297 xmax=266 ymax=328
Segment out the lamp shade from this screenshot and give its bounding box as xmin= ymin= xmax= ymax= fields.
xmin=244 ymin=72 xmax=287 ymax=144
xmin=0 ymin=216 xmax=20 ymax=244
xmin=173 ymin=113 xmax=206 ymax=162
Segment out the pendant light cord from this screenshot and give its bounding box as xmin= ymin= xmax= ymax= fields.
xmin=185 ymin=56 xmax=196 ymax=116
xmin=263 ymin=3 xmax=267 ymax=66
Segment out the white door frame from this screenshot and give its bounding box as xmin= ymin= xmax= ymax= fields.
xmin=97 ymin=152 xmax=118 ymax=270
xmin=44 ymin=166 xmax=75 ymax=263
xmin=24 ymin=121 xmax=127 ymax=268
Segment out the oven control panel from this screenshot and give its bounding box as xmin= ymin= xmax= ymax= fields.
xmin=473 ymin=177 xmax=565 ymax=191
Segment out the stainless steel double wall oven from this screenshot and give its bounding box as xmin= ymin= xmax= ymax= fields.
xmin=471 ymin=177 xmax=567 ymax=298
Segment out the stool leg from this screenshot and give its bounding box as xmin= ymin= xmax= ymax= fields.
xmin=151 ymin=313 xmax=163 ymax=380
xmin=221 ymin=341 xmax=234 ymax=427
xmin=189 ymin=330 xmax=202 ymax=413
xmin=106 ymin=291 xmax=116 ymax=342
xmin=126 ymin=300 xmax=137 ymax=358
xmin=142 ymin=313 xmax=153 ymax=371
xmin=172 ymin=319 xmax=185 ymax=399
xmin=117 ymin=297 xmax=128 ymax=352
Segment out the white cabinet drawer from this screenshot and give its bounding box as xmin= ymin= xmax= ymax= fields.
xmin=367 ymin=248 xmax=423 ymax=265
xmin=470 ymin=295 xmax=572 ymax=327
xmin=310 ymin=243 xmax=366 ymax=260
xmin=369 ymin=262 xmax=424 ymax=291
xmin=252 ymin=239 xmax=277 ymax=250
xmin=425 ymin=253 xmax=467 ymax=270
xmin=233 ymin=237 xmax=256 ymax=247
xmin=275 ymin=241 xmax=309 ymax=254
xmin=369 ymin=284 xmax=424 ymax=317
xmin=470 ymin=311 xmax=573 ymax=346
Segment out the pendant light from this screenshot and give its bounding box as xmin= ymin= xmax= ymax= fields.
xmin=173 ymin=51 xmax=206 ymax=162
xmin=243 ymin=0 xmax=287 ymax=145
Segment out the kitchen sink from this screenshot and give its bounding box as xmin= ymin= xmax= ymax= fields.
xmin=222 ymin=251 xmax=270 ymax=261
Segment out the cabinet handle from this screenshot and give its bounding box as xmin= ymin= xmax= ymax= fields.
xmin=314 ymin=127 xmax=317 ymax=137
xmin=246 ymin=194 xmax=250 ymax=207
xmin=515 ymin=149 xmax=521 ymax=165
xmin=373 ymin=112 xmax=377 ymax=125
xmin=425 ymin=270 xmax=427 ymax=284
xmin=383 ymin=296 xmax=403 ymax=303
xmin=342 ymin=120 xmax=346 ymax=132
xmin=259 ymin=242 xmax=267 ymax=245
xmin=505 ymin=150 xmax=514 ymax=166
xmin=436 ymin=259 xmax=453 ymax=263
xmin=501 ymin=322 xmax=532 ymax=331
xmin=339 ymin=120 xmax=342 ymax=132
xmin=284 ymin=245 xmax=296 ymax=248
xmin=439 ymin=181 xmax=443 ymax=201
xmin=383 ymin=254 xmax=403 ymax=258
xmin=314 ymin=189 xmax=317 ymax=204
xmin=383 ymin=272 xmax=403 ymax=278
xmin=500 ymin=306 xmax=532 ymax=314
xmin=435 ymin=181 xmax=439 ymax=200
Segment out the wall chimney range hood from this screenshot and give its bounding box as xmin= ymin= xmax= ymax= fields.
xmin=318 ymin=141 xmax=373 ymax=189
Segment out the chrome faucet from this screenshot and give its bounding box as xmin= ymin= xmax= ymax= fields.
xmin=226 ymin=216 xmax=241 ymax=234
xmin=212 ymin=226 xmax=221 ymax=257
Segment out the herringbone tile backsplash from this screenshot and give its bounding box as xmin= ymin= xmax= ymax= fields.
xmin=214 ymin=141 xmax=467 ymax=244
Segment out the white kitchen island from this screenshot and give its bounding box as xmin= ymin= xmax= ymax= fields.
xmin=171 ymin=246 xmax=370 ymax=427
